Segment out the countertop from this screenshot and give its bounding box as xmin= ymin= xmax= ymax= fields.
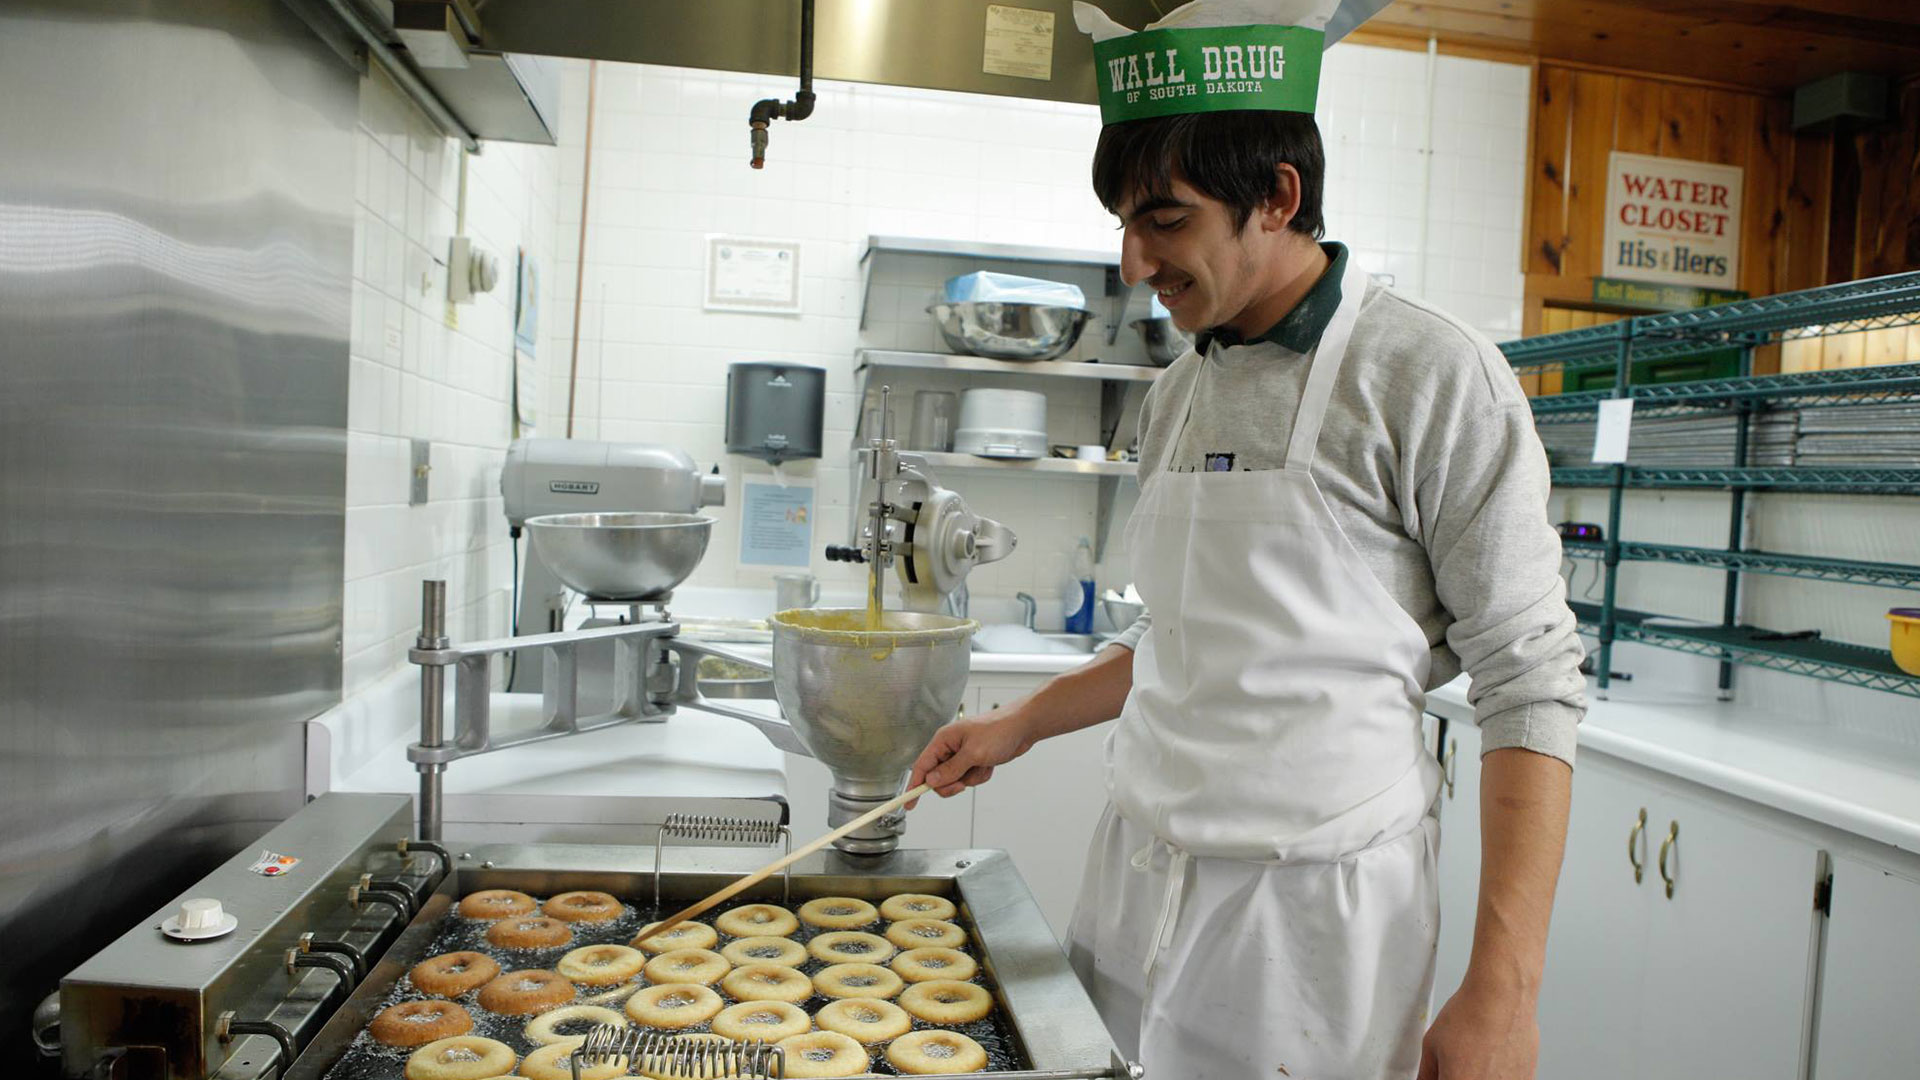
xmin=1425 ymin=675 xmax=1920 ymax=857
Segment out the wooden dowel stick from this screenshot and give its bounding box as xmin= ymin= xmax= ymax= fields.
xmin=645 ymin=783 xmax=933 ymax=940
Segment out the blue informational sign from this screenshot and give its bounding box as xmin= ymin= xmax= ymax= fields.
xmin=739 ymin=482 xmax=814 ymax=568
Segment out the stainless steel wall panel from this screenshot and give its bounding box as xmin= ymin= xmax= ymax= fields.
xmin=0 ymin=1 xmax=356 ymax=1070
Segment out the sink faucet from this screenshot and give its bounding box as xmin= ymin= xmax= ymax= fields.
xmin=1014 ymin=592 xmax=1037 ymax=631
xmin=943 ymin=581 xmax=970 ymax=620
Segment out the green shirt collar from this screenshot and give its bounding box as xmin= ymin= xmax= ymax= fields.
xmin=1196 ymin=241 xmax=1348 ymax=356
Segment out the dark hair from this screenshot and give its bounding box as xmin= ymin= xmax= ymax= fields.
xmin=1092 ymin=111 xmax=1326 ymax=239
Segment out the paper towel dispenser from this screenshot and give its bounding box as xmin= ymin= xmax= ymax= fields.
xmin=726 ymin=362 xmax=825 ymax=464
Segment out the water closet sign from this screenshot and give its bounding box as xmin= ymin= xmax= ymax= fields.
xmin=1602 ymin=152 xmax=1744 ymax=290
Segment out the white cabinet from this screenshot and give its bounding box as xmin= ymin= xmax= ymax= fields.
xmin=1514 ymin=751 xmax=1824 ymax=1080
xmin=1812 ymin=854 xmax=1920 ymax=1080
xmin=1432 ymin=717 xmax=1484 ymax=1007
xmin=967 ymin=676 xmax=1113 ymax=941
xmin=1636 ymin=788 xmax=1823 ymax=1080
xmin=1535 ymin=757 xmax=1656 ymax=1078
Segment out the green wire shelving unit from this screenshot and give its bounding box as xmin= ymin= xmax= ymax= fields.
xmin=1499 ymin=270 xmax=1920 ymax=701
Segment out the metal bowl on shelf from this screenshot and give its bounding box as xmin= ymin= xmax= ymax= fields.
xmin=1130 ymin=315 xmax=1193 ymax=367
xmin=928 ymin=301 xmax=1093 ymax=361
xmin=525 ymin=511 xmax=712 ymax=600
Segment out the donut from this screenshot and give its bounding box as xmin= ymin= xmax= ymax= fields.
xmin=806 ymin=932 xmax=895 ymax=966
xmin=624 ymin=983 xmax=725 ymax=1030
xmin=557 ymin=945 xmax=648 ymax=986
xmin=797 ymin=898 xmax=878 ymax=930
xmin=890 ymin=947 xmax=977 ymax=984
xmin=879 ymin=894 xmax=956 ymax=922
xmin=519 ymin=1041 xmax=625 ymax=1080
xmin=883 ymin=918 xmax=966 ymax=951
xmin=772 ymin=1031 xmax=870 ymax=1078
xmin=813 ymin=999 xmax=912 ymax=1045
xmin=578 ymin=981 xmax=643 ymax=1007
xmin=632 ymin=920 xmax=720 ymax=954
xmin=643 ymin=949 xmax=730 ymax=987
xmin=477 ymin=970 xmax=576 ymax=1015
xmin=718 ymin=963 xmax=812 ymax=1004
xmin=523 ymin=1004 xmax=626 ymax=1045
xmin=403 ymin=1036 xmax=516 ymax=1080
xmin=713 ymin=904 xmax=800 ymax=939
xmin=811 ymin=963 xmax=903 ymax=1001
xmin=458 ymin=890 xmax=537 ymax=919
xmin=886 ymin=1030 xmax=987 ymax=1075
xmin=544 ymin=891 xmax=624 ymax=923
xmin=411 ymin=952 xmax=501 ymax=997
xmin=718 ymin=936 xmax=808 ymax=969
xmin=710 ymin=1000 xmax=810 ymax=1043
xmin=369 ymin=1001 xmax=474 ymax=1047
xmin=897 ymin=980 xmax=993 ymax=1025
xmin=487 ymin=917 xmax=573 ymax=950
xmin=635 ymin=1033 xmax=739 ymax=1079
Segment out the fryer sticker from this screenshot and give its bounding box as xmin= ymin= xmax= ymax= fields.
xmin=248 ymin=850 xmax=300 ymax=876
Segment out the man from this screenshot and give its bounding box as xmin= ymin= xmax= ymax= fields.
xmin=908 ymin=4 xmax=1586 ymax=1078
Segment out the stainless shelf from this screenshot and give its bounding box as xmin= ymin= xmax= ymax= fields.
xmin=857 ymin=234 xmax=1135 ymax=346
xmin=857 ymin=349 xmax=1162 ymax=383
xmin=912 ymin=450 xmax=1137 ymax=479
xmin=861 ymin=235 xmax=1120 ymax=270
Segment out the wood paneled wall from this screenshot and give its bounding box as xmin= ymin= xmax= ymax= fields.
xmin=1523 ymin=64 xmax=1834 ymax=336
xmin=1522 ymin=66 xmax=1920 ymax=381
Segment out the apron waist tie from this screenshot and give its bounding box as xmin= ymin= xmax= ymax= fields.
xmin=1128 ymin=836 xmax=1190 ymax=980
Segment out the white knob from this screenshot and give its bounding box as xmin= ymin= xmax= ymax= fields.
xmin=179 ymin=898 xmax=225 ymax=931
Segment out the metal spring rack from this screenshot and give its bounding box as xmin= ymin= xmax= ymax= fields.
xmin=1499 ymin=269 xmax=1920 ymax=700
xmin=568 ymin=1025 xmax=1145 ymax=1080
xmin=654 ymin=813 xmax=793 ymax=908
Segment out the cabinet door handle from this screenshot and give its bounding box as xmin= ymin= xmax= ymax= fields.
xmin=1657 ymin=819 xmax=1679 ymax=899
xmin=1628 ymin=808 xmax=1648 ymax=884
xmin=1442 ymin=739 xmax=1457 ymax=799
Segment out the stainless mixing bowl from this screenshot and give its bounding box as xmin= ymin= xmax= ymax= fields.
xmin=928 ymin=302 xmax=1093 ymax=361
xmin=525 ymin=511 xmax=712 ymax=600
xmin=1102 ymin=597 xmax=1146 ymax=632
xmin=1130 ymin=315 xmax=1194 ymax=367
xmin=769 ymin=609 xmax=978 ymax=798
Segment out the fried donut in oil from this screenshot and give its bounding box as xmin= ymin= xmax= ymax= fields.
xmin=411 ymin=952 xmax=500 ymax=997
xmin=811 ymin=963 xmax=903 ymax=1001
xmin=403 ymin=1036 xmax=515 ymax=1080
xmin=543 ymin=891 xmax=623 ymax=923
xmin=886 ymin=1030 xmax=987 ymax=1074
xmin=370 ymin=1000 xmax=474 ymax=1047
xmin=477 ymin=970 xmax=575 ymax=1015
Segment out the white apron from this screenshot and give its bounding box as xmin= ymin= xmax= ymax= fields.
xmin=1066 ymin=259 xmax=1444 ymax=1079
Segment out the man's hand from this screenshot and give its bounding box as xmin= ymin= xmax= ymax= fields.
xmin=1417 ymin=980 xmax=1539 ymax=1080
xmin=906 ymin=708 xmax=1034 ymax=805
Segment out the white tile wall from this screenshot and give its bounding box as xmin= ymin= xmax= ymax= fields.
xmin=343 ymin=66 xmax=561 ymax=694
xmin=543 ymin=47 xmax=1531 ymax=619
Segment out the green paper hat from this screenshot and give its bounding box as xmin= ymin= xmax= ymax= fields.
xmin=1074 ymin=0 xmax=1344 ymax=125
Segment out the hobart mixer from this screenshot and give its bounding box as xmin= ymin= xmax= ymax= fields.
xmin=417 ymin=409 xmax=1015 ymax=855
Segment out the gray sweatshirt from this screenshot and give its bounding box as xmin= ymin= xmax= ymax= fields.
xmin=1114 ymin=245 xmax=1587 ymax=764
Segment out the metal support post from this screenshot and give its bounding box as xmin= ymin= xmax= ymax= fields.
xmin=417 ymin=580 xmax=449 ymax=841
xmin=1720 ymin=348 xmax=1753 ymax=699
xmin=1596 ymin=327 xmax=1633 ymax=699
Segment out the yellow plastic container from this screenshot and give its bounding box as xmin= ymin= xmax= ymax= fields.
xmin=1890 ymin=609 xmax=1920 ymax=677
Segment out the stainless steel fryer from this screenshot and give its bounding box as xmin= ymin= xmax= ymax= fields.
xmin=54 ymin=794 xmax=1137 ymax=1080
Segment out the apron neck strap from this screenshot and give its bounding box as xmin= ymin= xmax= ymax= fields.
xmin=1283 ymin=259 xmax=1374 ymax=472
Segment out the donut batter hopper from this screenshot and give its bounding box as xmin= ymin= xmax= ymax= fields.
xmin=769 ymin=609 xmax=979 ymax=854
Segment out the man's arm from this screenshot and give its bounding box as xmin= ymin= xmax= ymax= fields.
xmin=1419 ymin=747 xmax=1570 ymax=1079
xmin=908 ymin=641 xmax=1134 ymax=800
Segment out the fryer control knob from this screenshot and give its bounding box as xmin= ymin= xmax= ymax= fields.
xmin=162 ymin=898 xmax=238 ymax=942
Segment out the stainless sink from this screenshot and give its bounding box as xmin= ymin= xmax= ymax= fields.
xmin=971 ymin=625 xmax=1103 ymax=654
